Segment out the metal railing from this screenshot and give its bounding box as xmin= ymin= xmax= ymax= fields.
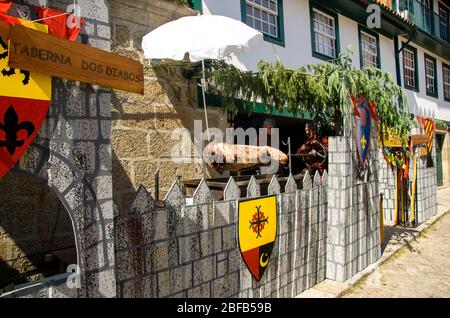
xmin=395 ymin=0 xmax=450 ymax=44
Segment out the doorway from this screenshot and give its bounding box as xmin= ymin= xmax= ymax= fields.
xmin=436 ymin=133 xmax=445 ymax=187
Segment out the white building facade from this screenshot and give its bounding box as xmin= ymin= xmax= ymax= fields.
xmin=190 ymin=0 xmax=450 ymax=186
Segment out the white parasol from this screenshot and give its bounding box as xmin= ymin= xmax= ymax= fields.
xmin=142 ymin=14 xmax=263 ymax=139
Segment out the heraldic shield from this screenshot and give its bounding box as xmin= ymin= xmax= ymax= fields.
xmin=0 ymin=19 xmax=51 ymax=178
xmin=238 ymin=195 xmax=277 ymax=282
xmin=0 ymin=97 xmax=50 ymax=178
xmin=354 ymin=97 xmax=372 ymax=165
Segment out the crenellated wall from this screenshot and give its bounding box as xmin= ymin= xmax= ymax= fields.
xmin=115 ymin=172 xmax=328 ymax=298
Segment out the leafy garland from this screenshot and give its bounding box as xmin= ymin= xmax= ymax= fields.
xmin=206 ymin=47 xmax=413 ymax=139
xmin=435 ymin=119 xmax=448 ymax=131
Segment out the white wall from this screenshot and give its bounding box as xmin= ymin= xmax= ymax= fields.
xmin=201 ymin=0 xmax=450 ymax=120
xmin=398 ymin=36 xmax=450 ymax=120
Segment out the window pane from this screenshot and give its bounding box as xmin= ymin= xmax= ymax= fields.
xmin=262 ymin=11 xmax=268 ymax=22
xmin=247 ymin=5 xmax=252 ymax=16
xmin=403 ymin=48 xmax=416 ymax=88
xmin=254 ymin=8 xmax=261 ymax=18
xmin=360 ymin=31 xmax=378 ymax=67
xmin=270 ymin=0 xmax=277 ymax=11
xmin=444 ymin=67 xmax=450 ymax=99
xmin=313 ymin=9 xmax=337 ymax=58
xmin=255 ymin=19 xmax=261 ymax=30
xmin=246 ymin=0 xmax=279 ymax=39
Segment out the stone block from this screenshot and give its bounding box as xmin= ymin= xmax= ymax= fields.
xmin=145 ymin=239 xmax=178 ymax=273
xmin=97 ymin=24 xmax=111 ymax=39
xmin=158 ymin=264 xmax=192 ymax=298
xmin=179 ymin=234 xmax=201 ymax=264
xmin=92 ymin=176 xmax=113 ymax=200
xmin=86 ymin=269 xmax=116 ymax=298
xmin=222 ymin=225 xmax=236 ymax=251
xmin=72 ymin=142 xmax=96 ymax=174
xmin=112 ymin=129 xmax=148 ymax=159
xmin=187 ymin=282 xmax=211 ymax=298
xmin=116 ymin=248 xmax=144 ymax=282
xmin=193 ymin=256 xmax=215 ymax=286
xmin=153 ymin=210 xmax=173 ymax=241
xmin=212 ymin=273 xmax=239 ymax=298
xmin=66 ymin=119 xmax=99 ymax=140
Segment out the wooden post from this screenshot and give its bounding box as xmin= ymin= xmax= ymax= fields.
xmin=154 ymin=169 xmax=160 ymax=202
xmin=379 ymin=193 xmax=385 ymax=245
xmin=410 ymin=154 xmax=418 ymax=225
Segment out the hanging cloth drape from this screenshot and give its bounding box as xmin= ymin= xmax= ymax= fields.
xmin=35 ymin=7 xmax=84 ymax=41
xmin=0 ymin=1 xmax=12 ymax=15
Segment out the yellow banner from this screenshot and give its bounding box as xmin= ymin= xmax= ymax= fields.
xmin=239 ymin=196 xmax=277 ymax=253
xmin=0 ymin=19 xmax=51 ymax=101
xmin=378 ymin=127 xmax=408 ymax=148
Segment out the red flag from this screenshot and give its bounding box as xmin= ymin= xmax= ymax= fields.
xmin=0 ymin=1 xmax=12 ymax=15
xmin=0 ymin=12 xmax=21 ymax=25
xmin=0 ymin=96 xmax=50 ymax=178
xmin=35 ymin=7 xmax=84 ymax=42
xmin=351 ymin=95 xmax=361 ymax=117
xmin=368 ymin=101 xmax=379 ymax=122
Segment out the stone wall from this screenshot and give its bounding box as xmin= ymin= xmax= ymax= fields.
xmin=109 ymin=0 xmax=228 ymax=215
xmin=326 ymin=119 xmax=381 ymax=282
xmin=378 ymin=134 xmax=438 ymax=226
xmin=115 ymin=173 xmax=328 ymax=298
xmin=378 ymin=150 xmax=396 ymax=224
xmin=415 ymin=152 xmax=438 ymax=225
xmin=1 ymin=0 xmax=115 ymax=298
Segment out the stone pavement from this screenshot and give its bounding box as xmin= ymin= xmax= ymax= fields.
xmin=297 ymin=187 xmax=450 ymax=298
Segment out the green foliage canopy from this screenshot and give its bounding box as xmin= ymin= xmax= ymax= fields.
xmin=206 ymin=47 xmax=413 ymax=138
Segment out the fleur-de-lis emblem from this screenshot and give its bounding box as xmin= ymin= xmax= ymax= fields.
xmin=0 ymin=106 xmax=35 ymax=155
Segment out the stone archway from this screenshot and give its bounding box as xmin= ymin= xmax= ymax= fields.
xmin=0 ymin=169 xmax=78 ymax=293
xmin=2 ymin=137 xmax=116 ymax=297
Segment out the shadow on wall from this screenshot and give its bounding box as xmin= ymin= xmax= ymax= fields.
xmin=0 ymin=170 xmax=76 ymax=293
xmin=111 ymin=63 xmax=227 ymax=215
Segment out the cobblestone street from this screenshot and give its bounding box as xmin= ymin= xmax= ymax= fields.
xmin=344 ymin=210 xmax=450 ymax=298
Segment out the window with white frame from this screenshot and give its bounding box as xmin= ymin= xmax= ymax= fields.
xmin=403 ymin=47 xmax=417 ymax=89
xmin=444 ymin=64 xmax=450 ymax=101
xmin=360 ymin=31 xmax=378 ymax=68
xmin=245 ymin=0 xmax=279 ymax=38
xmin=425 ymin=56 xmax=436 ymax=96
xmin=313 ymin=8 xmax=337 ymax=58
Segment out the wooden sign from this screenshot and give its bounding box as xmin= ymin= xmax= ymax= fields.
xmin=8 ymin=23 xmax=144 ymax=94
xmin=411 ymin=134 xmax=429 ymax=146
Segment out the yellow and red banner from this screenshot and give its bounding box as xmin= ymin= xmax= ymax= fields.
xmin=0 ymin=18 xmax=51 ymax=178
xmin=238 ymin=195 xmax=277 ymax=282
xmin=424 ymin=118 xmax=435 ymax=153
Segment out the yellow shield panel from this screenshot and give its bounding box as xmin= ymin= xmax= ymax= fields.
xmin=238 ymin=195 xmax=277 ymax=281
xmin=0 ymin=19 xmax=51 ymax=101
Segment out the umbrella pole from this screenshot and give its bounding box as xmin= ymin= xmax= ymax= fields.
xmin=201 ymin=59 xmax=210 ymax=179
xmin=201 ymin=59 xmax=211 ymax=141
